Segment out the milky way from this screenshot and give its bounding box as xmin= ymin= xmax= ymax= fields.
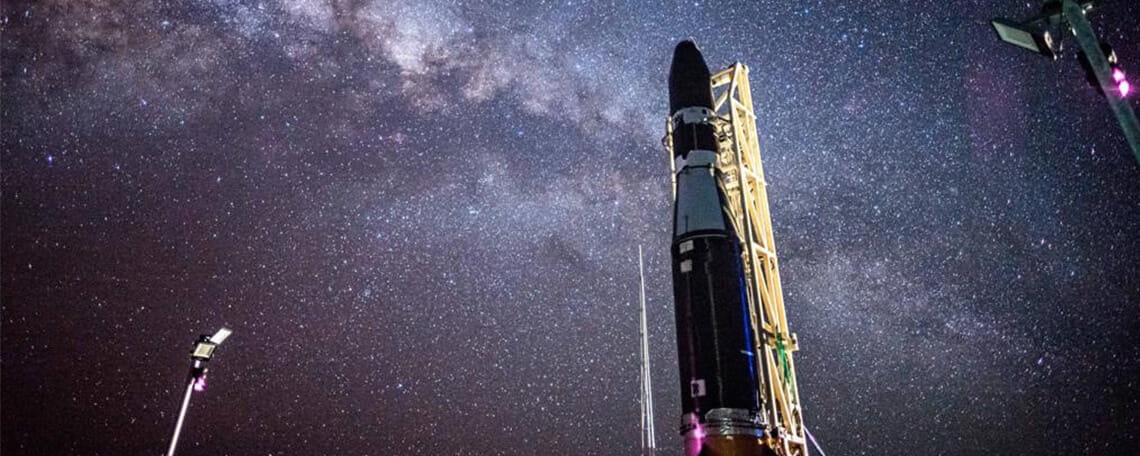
xmin=3 ymin=1 xmax=1139 ymax=455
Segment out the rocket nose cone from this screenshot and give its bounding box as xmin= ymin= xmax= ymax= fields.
xmin=669 ymin=40 xmax=714 ymax=113
xmin=672 ymin=41 xmax=707 ymax=69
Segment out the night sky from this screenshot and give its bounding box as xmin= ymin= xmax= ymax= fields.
xmin=3 ymin=1 xmax=1140 ymax=455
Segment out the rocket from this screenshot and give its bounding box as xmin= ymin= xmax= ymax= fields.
xmin=668 ymin=41 xmax=768 ymax=456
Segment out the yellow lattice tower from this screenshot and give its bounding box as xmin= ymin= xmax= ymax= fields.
xmin=712 ymin=63 xmax=807 ymax=456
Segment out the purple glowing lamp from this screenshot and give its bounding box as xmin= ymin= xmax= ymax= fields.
xmin=1111 ymin=68 xmax=1131 ymax=97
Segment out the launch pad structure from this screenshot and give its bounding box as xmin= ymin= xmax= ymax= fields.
xmin=665 ymin=63 xmax=808 ymax=456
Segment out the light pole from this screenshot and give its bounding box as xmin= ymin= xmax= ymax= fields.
xmin=992 ymin=0 xmax=1140 ymax=166
xmin=166 ymin=328 xmax=232 ymax=456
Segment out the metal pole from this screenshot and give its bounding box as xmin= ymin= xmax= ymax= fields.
xmin=1063 ymin=0 xmax=1140 ymax=165
xmin=166 ymin=373 xmax=197 ymax=456
xmin=638 ymin=245 xmax=656 ymax=454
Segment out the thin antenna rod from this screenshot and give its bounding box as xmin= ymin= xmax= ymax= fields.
xmin=638 ymin=245 xmax=656 ymax=453
xmin=806 ymin=426 xmax=828 ymax=456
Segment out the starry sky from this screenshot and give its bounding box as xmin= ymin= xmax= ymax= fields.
xmin=3 ymin=0 xmax=1139 ymax=455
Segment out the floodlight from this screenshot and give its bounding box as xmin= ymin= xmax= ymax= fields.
xmin=191 ymin=343 xmax=217 ymax=360
xmin=991 ymin=19 xmax=1057 ymax=59
xmin=167 ymin=328 xmax=234 ymax=456
xmin=191 ymin=328 xmax=232 ymax=360
xmin=989 ymin=0 xmax=1140 ymax=164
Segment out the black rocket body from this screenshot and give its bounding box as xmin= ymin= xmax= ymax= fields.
xmin=667 ymin=41 xmax=764 ymax=449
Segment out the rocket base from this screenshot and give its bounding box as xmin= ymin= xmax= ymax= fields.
xmin=684 ymin=435 xmax=777 ymax=456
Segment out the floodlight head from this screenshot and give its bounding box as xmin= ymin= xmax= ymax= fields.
xmin=192 ymin=342 xmax=217 ymax=360
xmin=209 ymin=327 xmax=232 ymax=345
xmin=991 ymin=19 xmax=1057 ymax=60
xmin=190 ymin=328 xmax=232 ymax=360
